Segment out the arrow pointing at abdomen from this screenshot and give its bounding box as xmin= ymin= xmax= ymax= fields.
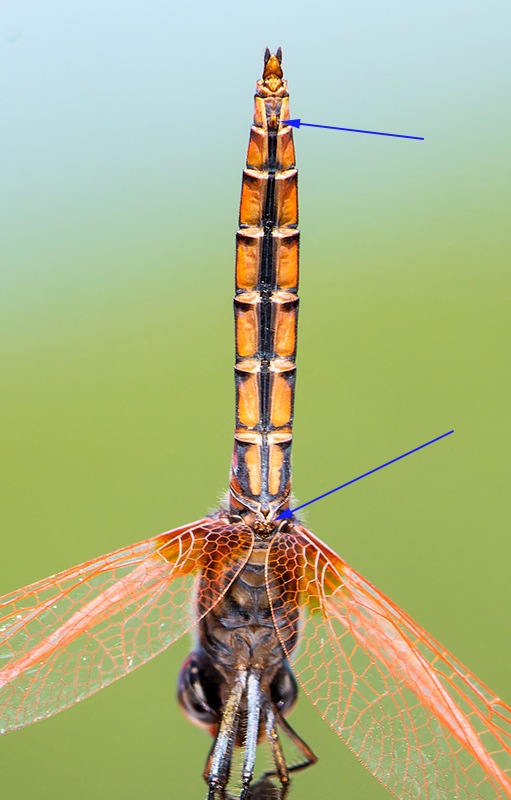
xmin=286 ymin=118 xmax=424 ymax=141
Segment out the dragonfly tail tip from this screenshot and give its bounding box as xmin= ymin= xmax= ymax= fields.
xmin=263 ymin=47 xmax=283 ymax=80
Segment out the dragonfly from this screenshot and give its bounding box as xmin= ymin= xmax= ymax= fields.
xmin=1 ymin=49 xmax=510 ymax=800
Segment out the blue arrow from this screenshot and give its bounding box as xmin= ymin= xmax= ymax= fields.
xmin=276 ymin=430 xmax=454 ymax=521
xmin=287 ymin=118 xmax=424 ymax=141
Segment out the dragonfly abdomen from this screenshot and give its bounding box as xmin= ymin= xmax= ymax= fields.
xmin=230 ymin=50 xmax=299 ymax=521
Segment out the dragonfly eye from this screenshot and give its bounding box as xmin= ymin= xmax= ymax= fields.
xmin=269 ymin=661 xmax=298 ymax=716
xmin=177 ymin=653 xmax=221 ymax=729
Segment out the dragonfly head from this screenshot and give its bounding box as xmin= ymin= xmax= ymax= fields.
xmin=178 ymin=648 xmax=309 ymax=797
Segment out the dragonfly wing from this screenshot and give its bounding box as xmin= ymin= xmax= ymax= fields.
xmin=0 ymin=516 xmax=253 ymax=733
xmin=267 ymin=525 xmax=511 ymax=800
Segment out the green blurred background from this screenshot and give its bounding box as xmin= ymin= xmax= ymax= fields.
xmin=1 ymin=2 xmax=510 ymax=798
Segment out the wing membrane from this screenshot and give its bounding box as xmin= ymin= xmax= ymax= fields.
xmin=267 ymin=526 xmax=511 ymax=800
xmin=0 ymin=517 xmax=253 ymax=732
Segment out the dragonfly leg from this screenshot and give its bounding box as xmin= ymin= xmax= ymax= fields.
xmin=277 ymin=711 xmax=318 ymax=774
xmin=263 ymin=704 xmax=290 ymax=789
xmin=205 ymin=671 xmax=246 ymax=800
xmin=239 ymin=671 xmax=262 ymax=798
xmin=248 ymin=701 xmax=317 ymax=797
